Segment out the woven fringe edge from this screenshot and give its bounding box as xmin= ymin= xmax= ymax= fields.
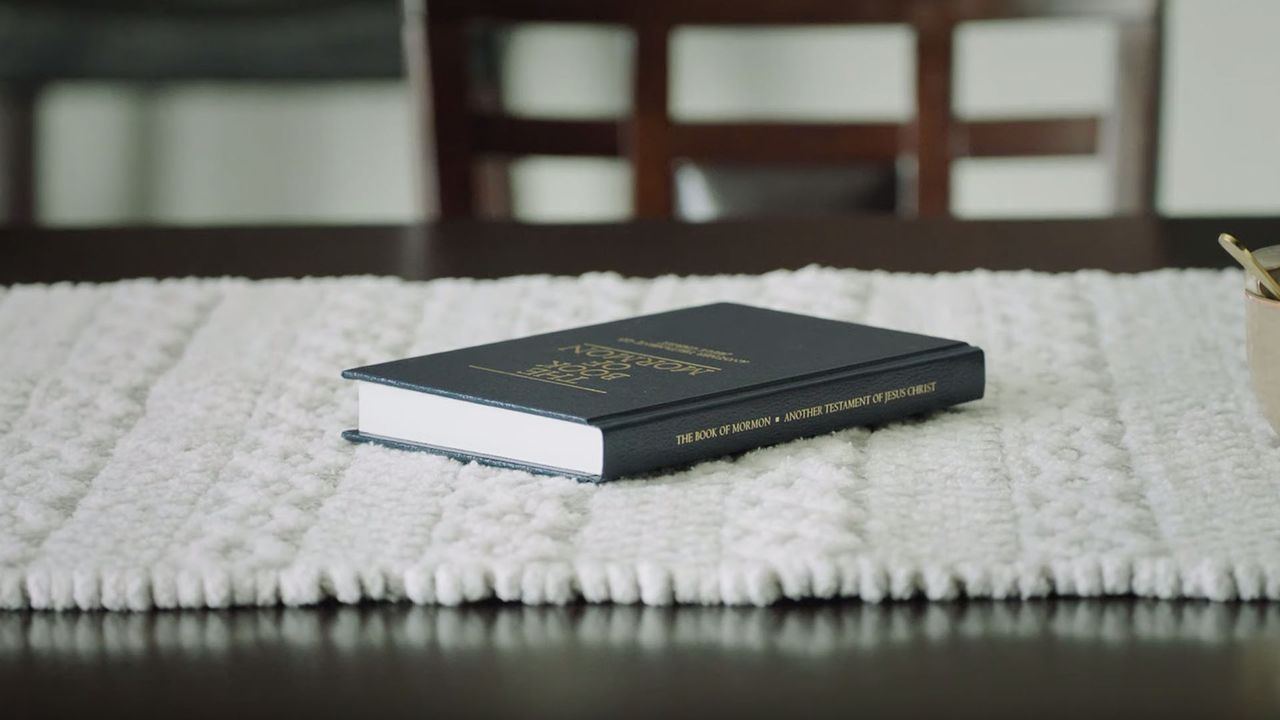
xmin=3 ymin=557 xmax=1279 ymax=611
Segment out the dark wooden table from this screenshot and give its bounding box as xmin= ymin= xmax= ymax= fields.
xmin=3 ymin=215 xmax=1277 ymax=283
xmin=5 ymin=600 xmax=1279 ymax=719
xmin=4 ymin=216 xmax=1280 ymax=719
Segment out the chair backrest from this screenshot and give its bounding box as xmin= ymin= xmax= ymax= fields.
xmin=408 ymin=0 xmax=1164 ymax=219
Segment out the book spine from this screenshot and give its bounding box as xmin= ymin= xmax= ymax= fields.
xmin=595 ymin=346 xmax=985 ymax=479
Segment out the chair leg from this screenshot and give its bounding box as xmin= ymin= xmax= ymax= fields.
xmin=424 ymin=14 xmax=477 ymax=219
xmin=911 ymin=4 xmax=954 ymax=217
xmin=472 ymin=29 xmax=512 ymax=219
xmin=629 ymin=21 xmax=674 ymax=219
xmin=0 ymin=85 xmax=38 ymax=225
xmin=1111 ymin=4 xmax=1165 ymax=214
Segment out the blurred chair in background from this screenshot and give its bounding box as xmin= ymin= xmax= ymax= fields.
xmin=412 ymin=0 xmax=1163 ymax=220
xmin=0 ymin=0 xmax=403 ymax=225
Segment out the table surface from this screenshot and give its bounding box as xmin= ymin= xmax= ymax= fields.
xmin=3 ymin=215 xmax=1277 ymax=283
xmin=5 ymin=600 xmax=1280 ymax=719
xmin=4 ymin=216 xmax=1280 ymax=718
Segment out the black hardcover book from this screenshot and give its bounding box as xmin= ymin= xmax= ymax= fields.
xmin=342 ymin=303 xmax=985 ymax=482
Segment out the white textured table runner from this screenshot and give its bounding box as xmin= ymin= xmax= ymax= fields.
xmin=3 ymin=267 xmax=1278 ymax=610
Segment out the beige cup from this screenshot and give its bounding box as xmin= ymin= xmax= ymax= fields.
xmin=1246 ymin=244 xmax=1280 ymax=435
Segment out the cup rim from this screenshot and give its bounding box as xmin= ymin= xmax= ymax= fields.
xmin=1246 ymin=289 xmax=1280 ymax=307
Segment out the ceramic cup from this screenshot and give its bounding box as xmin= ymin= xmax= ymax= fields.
xmin=1246 ymin=244 xmax=1280 ymax=436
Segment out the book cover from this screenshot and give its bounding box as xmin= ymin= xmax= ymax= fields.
xmin=342 ymin=302 xmax=985 ymax=481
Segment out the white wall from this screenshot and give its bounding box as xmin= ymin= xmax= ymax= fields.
xmin=39 ymin=83 xmax=418 ymax=225
xmin=1160 ymin=0 xmax=1280 ymax=214
xmin=32 ymin=0 xmax=1280 ymax=225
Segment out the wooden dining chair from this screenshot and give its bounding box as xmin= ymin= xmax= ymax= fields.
xmin=409 ymin=0 xmax=1163 ymax=219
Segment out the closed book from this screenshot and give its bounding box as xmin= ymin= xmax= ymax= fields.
xmin=342 ymin=303 xmax=985 ymax=481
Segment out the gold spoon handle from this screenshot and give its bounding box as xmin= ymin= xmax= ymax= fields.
xmin=1219 ymin=233 xmax=1280 ymax=299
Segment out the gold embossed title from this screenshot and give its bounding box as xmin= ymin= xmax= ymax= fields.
xmin=674 ymin=380 xmax=939 ymax=446
xmin=470 ymin=339 xmax=751 ymax=394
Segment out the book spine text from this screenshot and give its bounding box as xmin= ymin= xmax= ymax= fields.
xmin=596 ymin=347 xmax=985 ymax=479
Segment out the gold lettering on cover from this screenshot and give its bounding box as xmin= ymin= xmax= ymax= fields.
xmin=475 ymin=339 xmax=733 ymax=393
xmin=561 ymin=343 xmax=722 ymax=375
xmin=615 ymin=337 xmax=752 ymax=365
xmin=673 ymin=380 xmax=939 ymax=445
xmin=519 ymin=359 xmax=630 ymax=384
xmin=469 ymin=365 xmax=608 ymax=394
